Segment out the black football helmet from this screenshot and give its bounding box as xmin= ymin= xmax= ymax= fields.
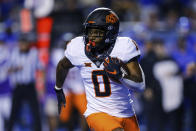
xmin=83 ymin=7 xmax=119 ymax=67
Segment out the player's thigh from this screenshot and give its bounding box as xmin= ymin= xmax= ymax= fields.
xmin=73 ymin=93 xmax=87 ymax=115
xmin=59 ymin=93 xmax=73 ymax=122
xmin=123 ymin=115 xmax=140 ymax=131
xmin=86 ymin=112 xmax=123 ymax=131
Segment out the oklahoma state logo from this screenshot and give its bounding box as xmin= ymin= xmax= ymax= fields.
xmin=106 ymin=14 xmax=118 ymax=24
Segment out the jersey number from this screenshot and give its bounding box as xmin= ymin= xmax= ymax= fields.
xmin=92 ymin=70 xmax=111 ymax=97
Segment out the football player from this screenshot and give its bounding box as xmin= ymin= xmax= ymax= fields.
xmin=54 ymin=7 xmax=145 ymax=131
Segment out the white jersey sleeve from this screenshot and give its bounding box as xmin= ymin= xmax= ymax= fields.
xmin=64 ymin=42 xmax=72 ymax=62
xmin=111 ymin=37 xmax=140 ymax=63
xmin=64 ymin=37 xmax=85 ymax=66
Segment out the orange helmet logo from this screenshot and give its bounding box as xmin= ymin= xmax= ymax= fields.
xmin=88 ymin=21 xmax=95 ymax=23
xmin=106 ymin=13 xmax=118 ymax=24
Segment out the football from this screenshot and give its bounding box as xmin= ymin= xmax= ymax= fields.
xmin=106 ymin=58 xmax=130 ymax=83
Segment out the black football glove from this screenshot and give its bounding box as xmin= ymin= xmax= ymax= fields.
xmin=103 ymin=56 xmax=123 ymax=80
xmin=55 ymin=88 xmax=66 ymax=114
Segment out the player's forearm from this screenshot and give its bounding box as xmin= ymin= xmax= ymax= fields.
xmin=56 ymin=64 xmax=68 ymax=88
xmin=120 ymin=64 xmax=145 ymax=92
xmin=124 ymin=72 xmax=143 ymax=82
xmin=55 ymin=57 xmax=69 ymax=114
xmin=56 ymin=57 xmax=73 ymax=88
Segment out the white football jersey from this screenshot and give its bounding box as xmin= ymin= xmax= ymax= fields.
xmin=64 ymin=36 xmax=140 ymax=118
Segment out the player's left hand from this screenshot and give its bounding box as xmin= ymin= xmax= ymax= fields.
xmin=54 ymin=88 xmax=66 ymax=114
xmin=103 ymin=56 xmax=123 ymax=80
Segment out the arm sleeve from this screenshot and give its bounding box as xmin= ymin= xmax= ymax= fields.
xmin=64 ymin=44 xmax=72 ymax=62
xmin=121 ymin=38 xmax=141 ymax=63
xmin=64 ymin=41 xmax=75 ymax=65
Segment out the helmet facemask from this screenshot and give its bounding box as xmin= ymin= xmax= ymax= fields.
xmin=86 ymin=27 xmax=111 ymax=54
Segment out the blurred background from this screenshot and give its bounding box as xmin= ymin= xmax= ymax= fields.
xmin=0 ymin=0 xmax=195 ymax=131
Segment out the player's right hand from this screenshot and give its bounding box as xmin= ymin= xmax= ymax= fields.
xmin=103 ymin=56 xmax=123 ymax=80
xmin=54 ymin=87 xmax=66 ymax=114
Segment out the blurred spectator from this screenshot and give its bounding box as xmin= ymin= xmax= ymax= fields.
xmin=140 ymin=39 xmax=164 ymax=131
xmin=0 ymin=20 xmax=19 ymax=48
xmin=184 ymin=62 xmax=196 ymax=131
xmin=164 ymin=9 xmax=179 ymax=30
xmin=111 ymin=0 xmax=140 ymax=21
xmin=23 ymin=0 xmax=54 ymax=47
xmin=172 ymin=36 xmax=195 ymax=74
xmin=170 ymin=18 xmax=196 ymax=76
xmin=177 ymin=17 xmax=191 ymax=37
xmin=159 ymin=0 xmax=185 ymax=19
xmin=0 ymin=0 xmax=19 ymax=22
xmin=24 ymin=0 xmax=54 ymax=18
xmin=24 ymin=0 xmax=54 ymax=70
xmin=7 ymin=36 xmax=43 ymax=131
xmin=153 ymin=40 xmax=184 ymax=131
xmin=0 ymin=37 xmax=11 ymax=131
xmin=140 ymin=5 xmax=160 ymax=30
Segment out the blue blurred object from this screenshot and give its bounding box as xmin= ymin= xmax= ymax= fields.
xmin=13 ymin=103 xmax=33 ymax=131
xmin=177 ymin=17 xmax=191 ymax=35
xmin=0 ymin=32 xmax=6 ymax=42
